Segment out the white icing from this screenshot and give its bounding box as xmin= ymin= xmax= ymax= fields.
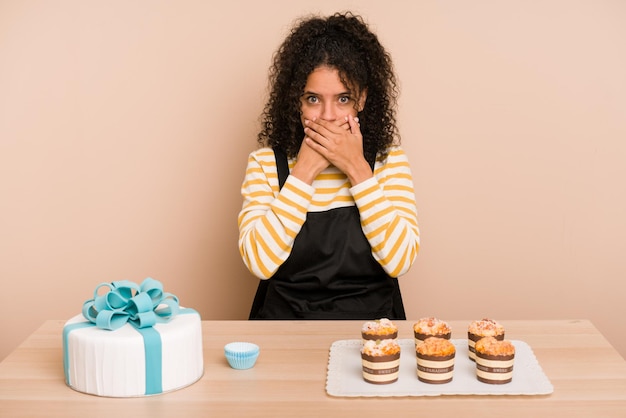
xmin=64 ymin=311 xmax=203 ymax=397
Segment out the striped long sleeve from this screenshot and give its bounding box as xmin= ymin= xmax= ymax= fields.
xmin=238 ymin=146 xmax=420 ymax=279
xmin=351 ymin=147 xmax=420 ymax=277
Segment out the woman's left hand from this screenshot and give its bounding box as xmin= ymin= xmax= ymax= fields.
xmin=304 ymin=115 xmax=373 ymax=185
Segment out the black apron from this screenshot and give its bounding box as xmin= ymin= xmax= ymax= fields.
xmin=249 ymin=149 xmax=405 ymax=320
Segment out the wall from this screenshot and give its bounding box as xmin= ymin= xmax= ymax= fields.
xmin=1 ymin=0 xmax=625 ymax=361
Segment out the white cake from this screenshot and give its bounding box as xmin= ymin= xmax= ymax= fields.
xmin=62 ymin=279 xmax=204 ymax=397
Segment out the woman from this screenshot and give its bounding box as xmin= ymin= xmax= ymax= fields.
xmin=238 ymin=12 xmax=420 ymax=319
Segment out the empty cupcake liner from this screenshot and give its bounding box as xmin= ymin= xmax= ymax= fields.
xmin=224 ymin=342 xmax=260 ymax=370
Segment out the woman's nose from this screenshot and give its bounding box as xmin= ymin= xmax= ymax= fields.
xmin=320 ymin=103 xmax=337 ymax=121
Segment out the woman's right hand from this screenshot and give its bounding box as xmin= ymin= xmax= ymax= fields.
xmin=290 ymin=117 xmax=351 ymax=185
xmin=290 ymin=133 xmax=330 ymax=185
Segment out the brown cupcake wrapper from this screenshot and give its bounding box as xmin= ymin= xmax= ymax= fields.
xmin=416 ymin=352 xmax=455 ymax=361
xmin=476 ymin=352 xmax=515 ymax=361
xmin=467 ymin=332 xmax=505 ymax=343
xmin=362 ymin=365 xmax=400 ymax=375
xmin=362 ymin=331 xmax=398 ymax=341
xmin=476 ymin=364 xmax=514 ymax=373
xmin=414 ymin=332 xmax=451 ymax=341
xmin=475 ymin=352 xmax=514 ymax=384
xmin=477 ymin=376 xmax=512 ymax=385
xmin=361 ymin=353 xmax=400 ymax=363
xmin=363 ymin=376 xmax=399 ymax=385
xmin=417 ymin=365 xmax=455 ymax=374
xmin=418 ymin=377 xmax=453 ymax=384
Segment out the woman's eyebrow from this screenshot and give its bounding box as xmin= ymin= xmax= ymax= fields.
xmin=301 ymin=90 xmax=352 ymax=96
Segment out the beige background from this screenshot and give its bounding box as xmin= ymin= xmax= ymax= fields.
xmin=1 ymin=0 xmax=625 ymax=361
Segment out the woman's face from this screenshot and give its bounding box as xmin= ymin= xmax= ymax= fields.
xmin=300 ymin=66 xmax=366 ymax=127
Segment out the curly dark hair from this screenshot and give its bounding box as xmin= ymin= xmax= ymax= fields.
xmin=258 ymin=11 xmax=400 ymax=163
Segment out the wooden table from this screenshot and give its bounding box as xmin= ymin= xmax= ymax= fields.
xmin=1 ymin=319 xmax=626 ymax=417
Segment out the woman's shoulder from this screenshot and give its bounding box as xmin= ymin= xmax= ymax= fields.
xmin=246 ymin=147 xmax=280 ymax=168
xmin=386 ymin=144 xmax=406 ymax=156
xmin=372 ymin=145 xmax=413 ymax=179
xmin=248 ymin=147 xmax=275 ymax=159
xmin=377 ymin=145 xmax=409 ymax=164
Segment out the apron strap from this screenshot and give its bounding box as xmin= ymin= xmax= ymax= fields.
xmin=249 ymin=148 xmax=289 ymax=319
xmin=274 ymin=148 xmax=289 ymax=190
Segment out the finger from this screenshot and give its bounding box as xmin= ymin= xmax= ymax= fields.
xmin=304 ymin=136 xmax=326 ymax=154
xmin=307 ymin=118 xmax=342 ymax=135
xmin=304 ymin=121 xmax=330 ymax=142
xmin=303 ymin=124 xmax=328 ymax=146
xmin=348 ymin=115 xmax=361 ymax=135
xmin=338 ymin=116 xmax=355 ymax=131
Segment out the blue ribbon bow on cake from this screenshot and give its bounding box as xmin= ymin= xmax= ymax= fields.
xmin=63 ymin=277 xmax=197 ymax=396
xmin=82 ymin=277 xmax=180 ymax=330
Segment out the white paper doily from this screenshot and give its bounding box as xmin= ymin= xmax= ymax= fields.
xmin=326 ymin=339 xmax=553 ymax=397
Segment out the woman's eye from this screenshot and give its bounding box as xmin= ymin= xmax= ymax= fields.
xmin=306 ymin=96 xmax=319 ymax=104
xmin=339 ymin=96 xmax=351 ymax=104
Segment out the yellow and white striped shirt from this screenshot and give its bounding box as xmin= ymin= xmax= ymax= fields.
xmin=238 ymin=145 xmax=420 ymax=280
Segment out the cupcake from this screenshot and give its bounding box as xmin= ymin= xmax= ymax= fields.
xmin=361 ymin=318 xmax=398 ymax=342
xmin=416 ymin=337 xmax=456 ymax=384
xmin=413 ymin=317 xmax=451 ymax=349
xmin=474 ymin=337 xmax=515 ymax=384
xmin=467 ymin=318 xmax=505 ymax=361
xmin=360 ymin=339 xmax=401 ymax=384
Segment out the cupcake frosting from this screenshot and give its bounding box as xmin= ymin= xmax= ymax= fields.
xmin=361 ymin=339 xmax=401 ymax=356
xmin=468 ymin=318 xmax=505 ymax=336
xmin=475 ymin=336 xmax=515 ymax=356
xmin=416 ymin=337 xmax=456 ymax=357
xmin=413 ymin=317 xmax=451 ymax=335
xmin=361 ymin=318 xmax=398 ymax=336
